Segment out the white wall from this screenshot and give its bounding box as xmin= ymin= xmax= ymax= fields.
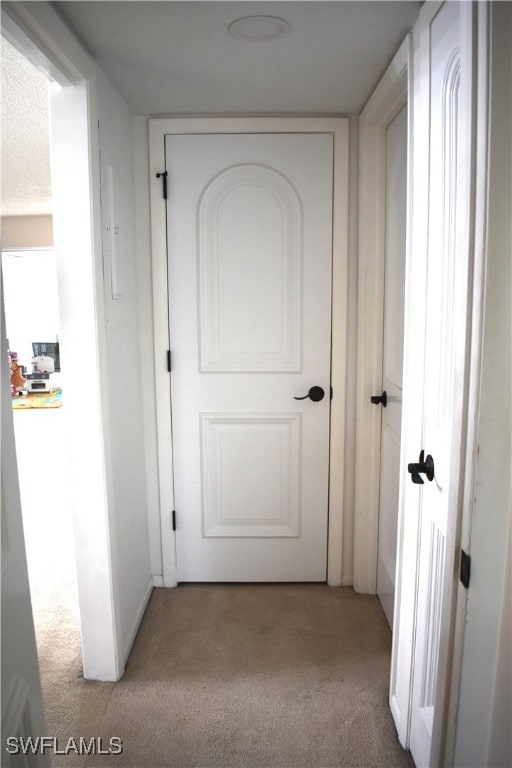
xmin=97 ymin=71 xmax=153 ymax=656
xmin=452 ymin=3 xmax=512 ymax=765
xmin=50 ymin=79 xmax=121 ymax=681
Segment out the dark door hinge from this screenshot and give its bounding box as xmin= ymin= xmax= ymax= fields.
xmin=172 ymin=510 xmax=176 ymax=532
xmin=156 ymin=170 xmax=168 ymax=199
xmin=167 ymin=349 xmax=171 ymax=373
xmin=460 ymin=549 xmax=471 ymax=589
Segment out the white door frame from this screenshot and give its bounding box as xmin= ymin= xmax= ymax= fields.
xmin=390 ymin=1 xmax=491 ymax=761
xmin=353 ymin=37 xmax=410 ymax=594
xmin=450 ymin=5 xmax=511 ymax=764
xmin=2 ymin=1 xmax=123 ymax=681
xmin=434 ymin=2 xmax=493 ymax=763
xmin=149 ymin=117 xmax=349 ymax=588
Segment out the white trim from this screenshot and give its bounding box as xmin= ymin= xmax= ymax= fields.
xmin=340 ymin=113 xmax=359 ymax=588
xmin=353 ymin=36 xmax=409 ymax=593
xmin=133 ymin=116 xmax=164 ymax=581
xmin=1 ymin=1 xmax=88 ymax=85
xmin=440 ymin=3 xmax=498 ymax=764
xmin=122 ymin=580 xmax=154 ymax=666
xmin=149 ymin=116 xmax=349 ymax=588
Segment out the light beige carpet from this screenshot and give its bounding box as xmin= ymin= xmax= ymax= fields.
xmin=37 ymin=584 xmax=414 ymax=768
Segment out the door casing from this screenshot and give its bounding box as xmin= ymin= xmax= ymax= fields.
xmin=353 ymin=37 xmax=410 ymax=594
xmin=149 ymin=117 xmax=349 ymax=587
xmin=376 ymin=103 xmax=408 ymax=627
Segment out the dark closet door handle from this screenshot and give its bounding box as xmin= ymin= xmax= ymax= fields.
xmin=370 ymin=391 xmax=387 ymax=407
xmin=407 ymin=450 xmax=435 ymax=484
xmin=294 ymin=386 xmax=325 ymax=402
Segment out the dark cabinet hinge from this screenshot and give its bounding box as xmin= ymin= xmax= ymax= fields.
xmin=167 ymin=350 xmax=171 ymax=372
xmin=172 ymin=510 xmax=176 ymax=532
xmin=460 ymin=549 xmax=471 ymax=589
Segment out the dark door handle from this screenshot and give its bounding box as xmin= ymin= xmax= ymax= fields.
xmin=370 ymin=391 xmax=387 ymax=407
xmin=408 ymin=450 xmax=435 ymax=484
xmin=294 ymin=386 xmax=325 ymax=402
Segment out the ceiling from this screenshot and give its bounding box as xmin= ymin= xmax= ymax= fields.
xmin=1 ymin=1 xmax=421 ymax=217
xmin=54 ymin=1 xmax=422 ymax=115
xmin=0 ymin=36 xmax=52 ymax=217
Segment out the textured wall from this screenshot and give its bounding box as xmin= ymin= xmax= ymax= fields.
xmin=0 ymin=37 xmax=51 ymax=217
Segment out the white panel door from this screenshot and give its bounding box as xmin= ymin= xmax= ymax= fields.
xmin=377 ymin=105 xmax=407 ymax=627
xmin=166 ymin=133 xmax=333 ymax=582
xmin=408 ymin=2 xmax=473 ymax=765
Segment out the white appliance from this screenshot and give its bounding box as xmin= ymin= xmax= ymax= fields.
xmin=25 ymin=372 xmax=52 ymax=393
xmin=31 ymin=355 xmax=55 ymax=374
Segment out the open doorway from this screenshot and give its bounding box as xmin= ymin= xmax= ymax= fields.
xmin=2 ymin=0 xmax=134 ymax=686
xmin=0 ymin=36 xmax=82 ymax=698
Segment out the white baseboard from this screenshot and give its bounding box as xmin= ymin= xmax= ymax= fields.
xmin=122 ymin=578 xmax=154 ymax=666
xmin=152 ymin=574 xmax=164 ymax=587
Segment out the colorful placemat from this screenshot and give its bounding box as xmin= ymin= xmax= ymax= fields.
xmin=12 ymin=388 xmax=62 ymax=410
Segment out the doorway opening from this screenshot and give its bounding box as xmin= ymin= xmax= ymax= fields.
xmin=0 ymin=36 xmax=82 ymax=694
xmin=2 ymin=2 xmax=127 ymax=683
xmin=148 ymin=116 xmax=349 ymax=588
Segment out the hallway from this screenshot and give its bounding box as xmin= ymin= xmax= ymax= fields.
xmin=12 ymin=407 xmax=412 ymax=766
xmin=41 ymin=584 xmax=413 ymax=768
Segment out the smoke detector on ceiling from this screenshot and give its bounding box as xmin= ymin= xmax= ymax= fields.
xmin=228 ymin=15 xmax=291 ymax=42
